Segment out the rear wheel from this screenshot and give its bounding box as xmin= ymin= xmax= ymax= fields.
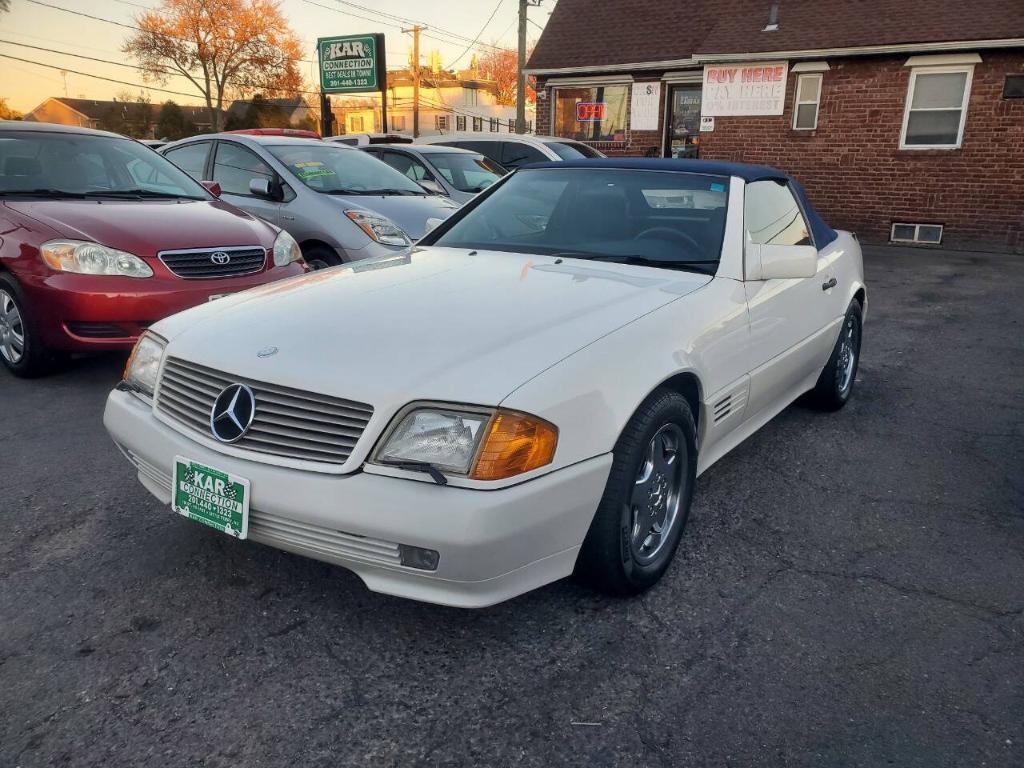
xmin=576 ymin=389 xmax=697 ymax=595
xmin=807 ymin=301 xmax=862 ymax=411
xmin=0 ymin=275 xmax=63 ymax=378
xmin=302 ymin=245 xmax=342 ymax=270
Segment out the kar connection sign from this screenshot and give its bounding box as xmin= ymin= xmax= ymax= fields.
xmin=318 ymin=34 xmax=385 ymax=94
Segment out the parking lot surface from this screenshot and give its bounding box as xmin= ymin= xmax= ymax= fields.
xmin=2 ymin=245 xmax=1022 ymax=767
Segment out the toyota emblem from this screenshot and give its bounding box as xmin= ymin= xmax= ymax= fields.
xmin=210 ymin=384 xmax=256 ymax=443
xmin=210 ymin=251 xmax=232 ymax=266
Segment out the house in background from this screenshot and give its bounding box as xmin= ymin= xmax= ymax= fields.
xmin=327 ymin=69 xmax=535 ymax=137
xmin=526 ymin=0 xmax=1024 ymax=253
xmin=23 ymin=97 xmax=219 ymax=137
xmin=223 ymin=97 xmax=317 ymax=129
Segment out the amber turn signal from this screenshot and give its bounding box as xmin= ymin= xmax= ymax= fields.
xmin=470 ymin=411 xmax=558 ymax=481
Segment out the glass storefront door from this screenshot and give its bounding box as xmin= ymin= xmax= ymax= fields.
xmin=665 ymin=85 xmax=702 ymax=159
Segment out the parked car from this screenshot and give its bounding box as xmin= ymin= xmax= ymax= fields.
xmin=361 ymin=144 xmax=506 ymax=204
xmin=105 ymin=158 xmax=865 ymax=607
xmin=414 ymin=133 xmax=605 ymax=170
xmin=0 ymin=122 xmax=308 ymax=377
xmin=161 ymin=134 xmax=459 ymax=269
xmin=139 ymin=139 xmax=167 ymax=151
xmin=325 ymin=133 xmax=413 ymax=147
xmin=225 ymin=128 xmax=322 ymax=140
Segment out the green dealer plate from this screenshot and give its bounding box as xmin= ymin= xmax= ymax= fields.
xmin=172 ymin=457 xmax=250 ymax=539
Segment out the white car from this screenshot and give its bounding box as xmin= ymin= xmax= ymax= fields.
xmin=105 ymin=159 xmax=866 ymax=608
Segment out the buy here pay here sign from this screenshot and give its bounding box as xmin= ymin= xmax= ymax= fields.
xmin=701 ymin=62 xmax=788 ymax=116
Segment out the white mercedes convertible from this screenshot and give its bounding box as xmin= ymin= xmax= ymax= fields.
xmin=105 ymin=159 xmax=866 ymax=607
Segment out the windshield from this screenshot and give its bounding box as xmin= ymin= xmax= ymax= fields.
xmin=428 ymin=168 xmax=729 ymax=271
xmin=267 ymin=143 xmax=425 ymax=195
xmin=547 ymin=141 xmax=605 ymax=160
xmin=0 ymin=131 xmax=209 ymax=198
xmin=430 ymin=153 xmax=506 ymax=192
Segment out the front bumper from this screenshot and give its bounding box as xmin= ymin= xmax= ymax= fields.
xmin=104 ymin=389 xmax=612 ymax=607
xmin=20 ymin=263 xmax=307 ymax=351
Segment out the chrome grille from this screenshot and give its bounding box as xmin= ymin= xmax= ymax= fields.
xmin=159 ymin=246 xmax=266 ymax=278
xmin=155 ymin=357 xmax=374 ymax=466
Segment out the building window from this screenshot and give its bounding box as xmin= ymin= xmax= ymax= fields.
xmin=465 ymin=89 xmax=479 ymax=107
xmin=792 ymin=73 xmax=822 ymax=130
xmin=472 ymin=116 xmax=483 ymax=132
xmin=891 ymin=222 xmax=943 ymax=244
xmin=392 ymin=115 xmax=407 ymax=131
xmin=489 ymin=118 xmax=499 ymax=132
xmin=1004 ymin=75 xmax=1024 ymax=99
xmin=436 ymin=115 xmax=449 ymax=131
xmin=552 ymin=84 xmax=628 ymax=142
xmin=900 ymin=66 xmax=973 ymax=149
xmin=349 ymin=115 xmax=364 ymax=132
xmin=456 ymin=115 xmax=466 ymax=131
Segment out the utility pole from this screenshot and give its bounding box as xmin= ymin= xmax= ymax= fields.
xmin=402 ymin=25 xmax=426 ymax=137
xmin=516 ymin=0 xmax=541 ymax=134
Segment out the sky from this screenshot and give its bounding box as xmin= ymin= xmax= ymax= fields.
xmin=0 ymin=0 xmax=554 ymax=112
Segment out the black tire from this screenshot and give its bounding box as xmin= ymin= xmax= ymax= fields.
xmin=807 ymin=300 xmax=863 ymax=411
xmin=302 ymin=245 xmax=342 ymax=270
xmin=0 ymin=274 xmax=64 ymax=378
xmin=576 ymin=389 xmax=697 ymax=595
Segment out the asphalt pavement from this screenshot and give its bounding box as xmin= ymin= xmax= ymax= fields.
xmin=1 ymin=245 xmax=1022 ymax=767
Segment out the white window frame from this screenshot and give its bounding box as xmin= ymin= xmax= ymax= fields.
xmin=792 ymin=73 xmax=822 ymax=130
xmin=435 ymin=114 xmax=449 ymax=131
xmin=890 ymin=222 xmax=944 ymax=244
xmin=899 ymin=64 xmax=974 ymax=150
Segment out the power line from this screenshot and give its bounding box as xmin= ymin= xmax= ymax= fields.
xmin=445 ymin=0 xmax=504 ymax=70
xmin=0 ymin=53 xmax=204 ymax=99
xmin=24 ymin=0 xmax=318 ymax=65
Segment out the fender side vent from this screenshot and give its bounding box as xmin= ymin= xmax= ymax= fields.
xmin=713 ymin=395 xmax=732 ymax=423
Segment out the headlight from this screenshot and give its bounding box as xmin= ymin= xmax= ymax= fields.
xmin=41 ymin=240 xmax=153 ymax=278
xmin=272 ymin=229 xmax=302 ymax=267
xmin=123 ymin=333 xmax=166 ymax=398
xmin=374 ymin=405 xmax=558 ymax=480
xmin=344 ymin=210 xmax=411 ymax=247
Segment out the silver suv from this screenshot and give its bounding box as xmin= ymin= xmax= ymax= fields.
xmin=162 ymin=134 xmax=459 ymax=268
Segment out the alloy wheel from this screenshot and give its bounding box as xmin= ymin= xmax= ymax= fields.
xmin=0 ymin=289 xmax=25 ymax=365
xmin=630 ymin=423 xmax=686 ymax=564
xmin=836 ymin=314 xmax=859 ymax=395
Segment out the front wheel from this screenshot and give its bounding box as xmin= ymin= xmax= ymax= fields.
xmin=302 ymin=245 xmax=342 ymax=271
xmin=807 ymin=300 xmax=863 ymax=411
xmin=0 ymin=276 xmax=63 ymax=378
xmin=576 ymin=389 xmax=697 ymax=595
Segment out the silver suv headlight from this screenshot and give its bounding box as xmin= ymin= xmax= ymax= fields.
xmin=272 ymin=229 xmax=303 ymax=266
xmin=123 ymin=333 xmax=167 ymax=398
xmin=345 ymin=210 xmax=411 ymax=247
xmin=41 ymin=239 xmax=153 ymax=278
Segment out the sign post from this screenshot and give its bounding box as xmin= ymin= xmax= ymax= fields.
xmin=317 ymin=33 xmax=388 ymax=136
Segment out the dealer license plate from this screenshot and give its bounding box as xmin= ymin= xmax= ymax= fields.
xmin=171 ymin=456 xmax=250 ymax=539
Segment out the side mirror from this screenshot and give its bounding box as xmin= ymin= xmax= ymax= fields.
xmin=249 ymin=178 xmax=274 ymax=198
xmin=201 ymin=180 xmax=222 ymax=198
xmin=747 ymin=242 xmax=818 ymax=280
xmin=417 ymin=179 xmax=445 ymax=196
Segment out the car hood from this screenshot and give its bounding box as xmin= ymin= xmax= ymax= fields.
xmin=5 ymin=199 xmax=276 ymax=256
xmin=155 ymin=247 xmax=712 ymax=409
xmin=322 ymin=193 xmax=459 ymax=240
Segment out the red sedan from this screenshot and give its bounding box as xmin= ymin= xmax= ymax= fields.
xmin=0 ymin=122 xmax=308 ymax=377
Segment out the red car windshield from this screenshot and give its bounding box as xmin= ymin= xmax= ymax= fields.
xmin=0 ymin=131 xmax=209 ymax=199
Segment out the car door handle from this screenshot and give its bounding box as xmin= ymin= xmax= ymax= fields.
xmin=822 ymin=277 xmax=837 ymax=291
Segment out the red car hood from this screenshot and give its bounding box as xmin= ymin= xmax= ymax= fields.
xmin=5 ymin=199 xmax=277 ymax=256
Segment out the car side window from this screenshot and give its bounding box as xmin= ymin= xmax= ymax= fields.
xmin=163 ymin=142 xmax=211 ymax=180
xmin=212 ymin=142 xmax=275 ymax=196
xmin=500 ymin=142 xmax=546 ymax=168
xmin=380 ymin=151 xmax=433 ymax=181
xmin=744 ymin=180 xmax=812 ymax=246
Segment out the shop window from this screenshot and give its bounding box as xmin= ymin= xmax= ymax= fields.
xmin=900 ymin=66 xmax=973 ymax=149
xmin=552 ymin=84 xmax=628 ymax=142
xmin=456 ymin=115 xmax=466 ymax=131
xmin=472 ymin=116 xmax=483 ymax=132
xmin=891 ymin=222 xmax=943 ymax=244
xmin=792 ymin=73 xmax=822 ymax=130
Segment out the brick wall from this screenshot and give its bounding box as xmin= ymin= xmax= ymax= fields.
xmin=539 ymin=52 xmax=1024 ymax=253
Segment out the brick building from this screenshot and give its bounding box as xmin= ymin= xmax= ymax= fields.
xmin=526 ymin=0 xmax=1024 ymax=253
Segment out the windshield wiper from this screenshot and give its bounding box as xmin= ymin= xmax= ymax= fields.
xmin=321 ymin=187 xmax=423 ymax=196
xmin=0 ymin=188 xmax=87 ymax=198
xmin=378 ymin=459 xmax=448 ymax=486
xmin=550 ymin=252 xmax=718 ymax=275
xmin=83 ymin=189 xmax=203 ymax=200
